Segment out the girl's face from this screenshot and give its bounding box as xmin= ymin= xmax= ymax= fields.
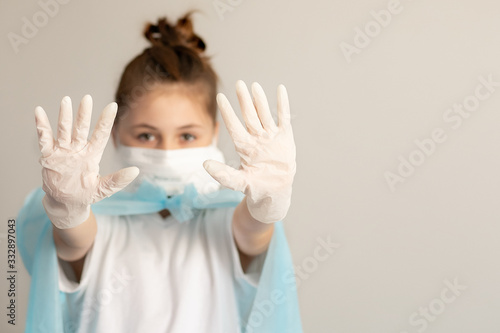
xmin=112 ymin=84 xmax=219 ymax=150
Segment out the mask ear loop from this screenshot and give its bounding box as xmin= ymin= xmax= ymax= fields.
xmin=211 ymin=118 xmax=221 ymax=147
xmin=113 ymin=129 xmax=122 ymax=149
xmin=211 ymin=135 xmax=219 ymax=147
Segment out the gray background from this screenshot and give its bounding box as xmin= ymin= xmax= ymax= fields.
xmin=1 ymin=0 xmax=500 ymax=332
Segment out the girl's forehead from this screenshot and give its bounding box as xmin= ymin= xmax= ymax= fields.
xmin=123 ymin=88 xmax=212 ymax=127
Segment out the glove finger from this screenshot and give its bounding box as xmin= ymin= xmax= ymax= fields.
xmin=277 ymin=84 xmax=292 ymax=129
xmin=88 ymin=102 xmax=118 ymax=157
xmin=251 ymin=82 xmax=278 ymax=132
xmin=94 ymin=166 xmax=140 ymax=201
xmin=34 ymin=106 xmax=54 ymax=156
xmin=203 ymin=160 xmax=247 ymax=193
xmin=57 ymin=96 xmax=73 ymax=148
xmin=216 ymin=93 xmax=250 ymax=144
xmin=236 ymin=80 xmax=264 ymax=135
xmin=72 ymin=95 xmax=92 ymax=148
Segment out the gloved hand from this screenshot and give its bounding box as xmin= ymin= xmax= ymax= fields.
xmin=35 ymin=95 xmax=139 ymax=229
xmin=203 ymin=81 xmax=296 ymax=224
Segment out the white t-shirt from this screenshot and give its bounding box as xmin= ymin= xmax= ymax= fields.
xmin=57 ymin=207 xmax=266 ymax=333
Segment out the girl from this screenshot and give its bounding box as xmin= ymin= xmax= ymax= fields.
xmin=18 ymin=13 xmax=301 ymax=333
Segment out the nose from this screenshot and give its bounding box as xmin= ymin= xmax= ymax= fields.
xmin=157 ymin=139 xmax=180 ymax=150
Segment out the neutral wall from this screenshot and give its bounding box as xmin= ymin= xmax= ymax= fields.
xmin=2 ymin=0 xmax=500 ymax=332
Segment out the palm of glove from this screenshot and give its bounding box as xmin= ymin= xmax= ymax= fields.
xmin=203 ymin=81 xmax=296 ymax=223
xmin=40 ymin=139 xmax=102 ymax=207
xmin=35 ymin=95 xmax=139 ymax=228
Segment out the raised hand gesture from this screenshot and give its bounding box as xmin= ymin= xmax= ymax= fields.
xmin=35 ymin=95 xmax=139 ymax=229
xmin=204 ymin=81 xmax=296 ymax=224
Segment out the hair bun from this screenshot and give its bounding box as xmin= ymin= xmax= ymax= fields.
xmin=144 ymin=12 xmax=206 ymax=54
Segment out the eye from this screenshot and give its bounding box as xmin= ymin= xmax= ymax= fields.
xmin=180 ymin=133 xmax=196 ymax=142
xmin=137 ymin=133 xmax=156 ymax=142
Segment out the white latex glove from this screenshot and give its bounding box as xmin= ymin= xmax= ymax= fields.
xmin=35 ymin=95 xmax=139 ymax=229
xmin=203 ymin=81 xmax=296 ymax=224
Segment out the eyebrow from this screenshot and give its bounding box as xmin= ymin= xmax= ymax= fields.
xmin=131 ymin=123 xmax=203 ymax=130
xmin=132 ymin=124 xmax=157 ymax=130
xmin=178 ymin=124 xmax=203 ymax=130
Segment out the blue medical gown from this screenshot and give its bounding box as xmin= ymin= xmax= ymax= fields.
xmin=17 ymin=182 xmax=303 ymax=333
